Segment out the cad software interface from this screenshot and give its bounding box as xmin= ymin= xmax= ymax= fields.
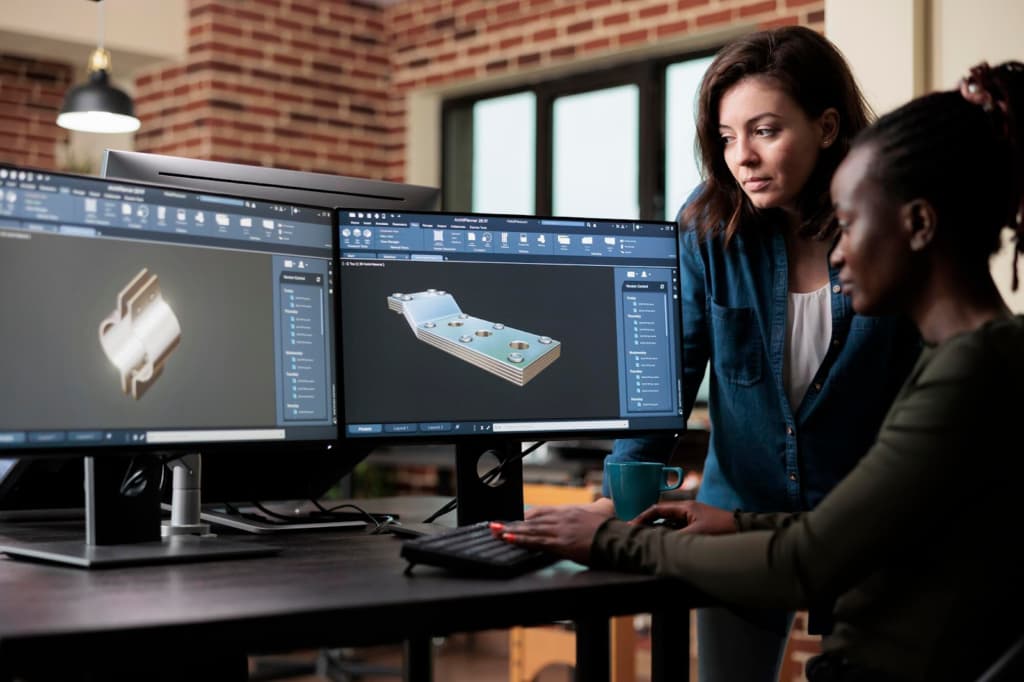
xmin=338 ymin=210 xmax=685 ymax=438
xmin=0 ymin=165 xmax=337 ymax=451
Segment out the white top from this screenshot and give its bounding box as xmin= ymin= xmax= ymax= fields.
xmin=784 ymin=283 xmax=832 ymax=411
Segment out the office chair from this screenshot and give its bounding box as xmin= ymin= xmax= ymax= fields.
xmin=975 ymin=633 xmax=1024 ymax=682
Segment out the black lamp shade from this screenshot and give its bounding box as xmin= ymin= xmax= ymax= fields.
xmin=58 ymin=70 xmax=140 ymax=134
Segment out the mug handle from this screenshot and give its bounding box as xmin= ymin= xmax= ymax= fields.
xmin=660 ymin=467 xmax=684 ymax=492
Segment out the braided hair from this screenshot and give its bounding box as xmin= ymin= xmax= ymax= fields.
xmin=852 ymin=61 xmax=1024 ymax=288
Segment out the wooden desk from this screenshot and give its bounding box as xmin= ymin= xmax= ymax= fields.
xmin=0 ymin=496 xmax=700 ymax=682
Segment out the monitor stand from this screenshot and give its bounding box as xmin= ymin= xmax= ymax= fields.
xmin=0 ymin=455 xmax=279 ymax=568
xmin=454 ymin=438 xmax=526 ymax=526
xmin=196 ymin=503 xmax=371 ymax=534
xmin=164 ymin=452 xmax=373 ymax=534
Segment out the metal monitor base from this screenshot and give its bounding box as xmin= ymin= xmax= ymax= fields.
xmin=0 ymin=534 xmax=279 ymax=569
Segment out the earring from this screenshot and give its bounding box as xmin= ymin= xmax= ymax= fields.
xmin=822 ymin=136 xmax=834 ymax=148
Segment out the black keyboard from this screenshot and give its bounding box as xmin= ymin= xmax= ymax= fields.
xmin=399 ymin=521 xmax=559 ymax=578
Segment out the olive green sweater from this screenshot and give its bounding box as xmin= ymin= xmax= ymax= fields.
xmin=591 ymin=316 xmax=1024 ymax=682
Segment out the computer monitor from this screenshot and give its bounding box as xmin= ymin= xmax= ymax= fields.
xmin=0 ymin=163 xmax=340 ymax=567
xmin=101 ymin=151 xmax=436 ymax=524
xmin=102 ymin=150 xmax=440 ymax=211
xmin=336 ymin=209 xmax=686 ymax=525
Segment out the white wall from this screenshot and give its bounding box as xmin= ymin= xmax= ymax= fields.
xmin=825 ymin=0 xmax=925 ymax=117
xmin=929 ymin=0 xmax=1024 ymax=89
xmin=0 ymin=0 xmax=186 ymax=73
xmin=929 ymin=0 xmax=1024 ymax=310
xmin=828 ymin=0 xmax=1024 ymax=311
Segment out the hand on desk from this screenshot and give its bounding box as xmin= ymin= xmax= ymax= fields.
xmin=493 ymin=507 xmax=607 ymax=565
xmin=631 ymin=501 xmax=737 ymax=535
xmin=498 ymin=500 xmax=737 ymax=564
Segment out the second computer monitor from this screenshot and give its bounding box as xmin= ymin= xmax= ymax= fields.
xmin=336 ymin=209 xmax=686 ymax=521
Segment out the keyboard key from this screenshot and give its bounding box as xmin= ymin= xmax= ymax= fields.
xmin=400 ymin=521 xmax=558 ymax=578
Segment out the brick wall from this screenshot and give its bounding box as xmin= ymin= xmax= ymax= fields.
xmin=133 ymin=0 xmax=393 ymax=178
xmin=0 ymin=55 xmax=72 ymax=170
xmin=2 ymin=1 xmax=825 ymax=178
xmin=131 ymin=0 xmax=823 ymax=182
xmin=385 ymin=0 xmax=824 ymax=181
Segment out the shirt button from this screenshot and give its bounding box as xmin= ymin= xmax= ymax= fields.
xmin=832 ymin=284 xmax=841 ymax=293
xmin=832 ymin=338 xmax=839 ymax=346
xmin=786 ymin=425 xmax=793 ymax=435
xmin=789 ymin=473 xmax=798 ymax=482
xmin=814 ymin=382 xmax=822 ymax=391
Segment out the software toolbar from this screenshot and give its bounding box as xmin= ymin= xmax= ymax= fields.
xmin=0 ymin=168 xmax=332 ymax=254
xmin=338 ymin=211 xmax=677 ymax=262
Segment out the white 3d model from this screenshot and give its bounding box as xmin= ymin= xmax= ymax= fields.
xmin=99 ymin=268 xmax=182 ymax=399
xmin=388 ymin=289 xmax=560 ymax=386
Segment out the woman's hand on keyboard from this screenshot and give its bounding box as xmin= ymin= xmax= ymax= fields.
xmin=495 ymin=506 xmax=608 ymax=565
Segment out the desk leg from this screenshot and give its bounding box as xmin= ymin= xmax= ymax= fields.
xmin=404 ymin=637 xmax=433 ymax=682
xmin=575 ymin=617 xmax=611 ymax=682
xmin=651 ymin=608 xmax=689 ymax=682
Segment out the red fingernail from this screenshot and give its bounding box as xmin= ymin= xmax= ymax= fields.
xmin=503 ymin=532 xmax=517 ymax=542
xmin=489 ymin=522 xmax=505 ymax=531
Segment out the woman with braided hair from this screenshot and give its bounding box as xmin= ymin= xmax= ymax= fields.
xmin=535 ymin=27 xmax=923 ymax=682
xmin=498 ymin=60 xmax=1024 ymax=682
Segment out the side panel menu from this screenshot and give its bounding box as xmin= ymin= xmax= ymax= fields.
xmin=617 ymin=278 xmax=675 ymax=413
xmin=276 ymin=267 xmax=329 ymax=421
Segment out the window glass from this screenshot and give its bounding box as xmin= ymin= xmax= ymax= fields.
xmin=552 ymin=85 xmax=639 ymax=219
xmin=665 ymin=57 xmax=714 ymax=405
xmin=664 ymin=56 xmax=714 ymax=221
xmin=472 ymin=92 xmax=536 ymax=215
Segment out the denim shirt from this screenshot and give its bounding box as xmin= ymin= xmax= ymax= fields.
xmin=607 ymin=221 xmax=921 ymax=514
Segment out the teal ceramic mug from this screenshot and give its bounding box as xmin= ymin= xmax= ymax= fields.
xmin=605 ymin=461 xmax=684 ymax=521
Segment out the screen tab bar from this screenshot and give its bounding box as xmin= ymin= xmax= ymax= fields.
xmin=0 ymin=168 xmax=332 ymax=252
xmin=337 ymin=210 xmax=676 ymax=262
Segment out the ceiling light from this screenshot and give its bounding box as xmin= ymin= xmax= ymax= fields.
xmin=58 ymin=1 xmax=140 ymax=134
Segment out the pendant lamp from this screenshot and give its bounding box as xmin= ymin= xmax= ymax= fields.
xmin=57 ymin=0 xmax=140 ymax=134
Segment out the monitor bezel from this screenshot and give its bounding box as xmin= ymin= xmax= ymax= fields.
xmin=333 ymin=207 xmax=687 ymax=447
xmin=0 ymin=162 xmax=342 ymax=461
xmin=102 ymin=149 xmax=441 ymax=212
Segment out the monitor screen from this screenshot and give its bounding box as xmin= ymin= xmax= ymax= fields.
xmin=337 ymin=210 xmax=685 ymax=441
xmin=102 ymin=150 xmax=440 ymax=211
xmin=335 ymin=209 xmax=685 ymax=523
xmin=0 ymin=164 xmax=338 ymax=455
xmin=0 ymin=163 xmax=343 ymax=565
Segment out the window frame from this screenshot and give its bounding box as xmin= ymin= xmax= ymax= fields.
xmin=440 ymin=46 xmax=720 ymax=220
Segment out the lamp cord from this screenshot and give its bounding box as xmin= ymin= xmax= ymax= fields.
xmin=95 ymin=0 xmax=104 ymax=51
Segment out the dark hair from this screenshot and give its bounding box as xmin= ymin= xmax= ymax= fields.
xmin=852 ymin=61 xmax=1024 ymax=288
xmin=682 ymin=26 xmax=871 ymax=242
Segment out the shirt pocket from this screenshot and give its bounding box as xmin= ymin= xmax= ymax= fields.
xmin=710 ymin=301 xmax=763 ymax=386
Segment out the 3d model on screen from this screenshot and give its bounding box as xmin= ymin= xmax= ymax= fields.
xmin=387 ymin=289 xmax=560 ymax=386
xmin=98 ymin=268 xmax=182 ymax=399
